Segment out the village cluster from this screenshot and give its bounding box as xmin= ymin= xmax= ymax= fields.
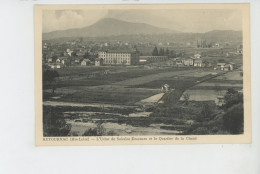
xmin=43 ymin=40 xmax=242 ymax=72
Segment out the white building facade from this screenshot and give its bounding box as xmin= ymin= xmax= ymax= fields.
xmin=98 ymin=51 xmax=139 ymax=65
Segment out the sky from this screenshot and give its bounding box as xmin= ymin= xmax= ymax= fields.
xmin=43 ymin=9 xmax=242 ymax=33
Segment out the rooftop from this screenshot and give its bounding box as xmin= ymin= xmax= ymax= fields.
xmin=99 ymin=50 xmax=136 ymax=53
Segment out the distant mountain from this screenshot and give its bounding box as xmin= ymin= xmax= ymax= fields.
xmin=43 ymin=18 xmax=178 ymax=40
xmin=203 ymin=30 xmax=242 ymax=41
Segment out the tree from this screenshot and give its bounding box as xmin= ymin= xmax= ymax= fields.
xmin=159 ymin=48 xmax=165 ymax=56
xmin=43 ymin=109 xmax=71 ymax=136
xmin=170 ymin=50 xmax=176 ymax=58
xmin=71 ymin=51 xmax=77 ymax=57
xmin=52 ymin=55 xmax=58 ymax=62
xmin=82 ymin=124 xmax=106 ymax=136
xmin=221 ymin=88 xmax=244 ymax=134
xmin=196 ymin=103 xmax=213 ymax=122
xmin=165 ymin=48 xmax=170 ymax=57
xmin=223 ymin=88 xmax=243 ymax=109
xmin=152 ymin=46 xmax=159 ymax=56
xmin=218 ymin=59 xmax=225 ymax=63
xmin=43 ymin=69 xmax=59 ymax=94
xmin=83 ymin=51 xmax=90 ymax=59
xmin=192 ymin=127 xmax=209 ymax=135
xmin=183 ymin=93 xmax=190 ymax=105
xmin=223 ymin=103 xmax=244 ymax=134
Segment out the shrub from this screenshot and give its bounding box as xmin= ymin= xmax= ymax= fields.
xmin=196 ymin=103 xmax=214 ymax=122
xmin=107 ymin=130 xmax=118 ymax=136
xmin=82 ymin=124 xmax=106 ymax=136
xmin=223 ymin=88 xmax=243 ymax=109
xmin=43 ymin=109 xmax=71 ymax=137
xmin=82 ymin=128 xmax=99 ymax=136
xmin=223 ymin=103 xmax=244 ymax=134
xmin=211 ymin=126 xmax=219 ymax=133
xmin=183 ymin=93 xmax=190 ymax=105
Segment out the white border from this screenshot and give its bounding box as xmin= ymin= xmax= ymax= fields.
xmin=0 ymin=0 xmax=259 ymax=174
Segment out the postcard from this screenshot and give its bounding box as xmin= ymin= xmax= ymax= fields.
xmin=35 ymin=4 xmax=251 ymax=145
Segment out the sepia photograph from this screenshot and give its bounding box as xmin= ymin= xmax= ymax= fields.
xmin=2 ymin=1 xmax=260 ymax=174
xmin=35 ymin=4 xmax=251 ymax=145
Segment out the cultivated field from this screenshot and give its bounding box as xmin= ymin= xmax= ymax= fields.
xmin=181 ymin=70 xmax=243 ymax=102
xmin=44 ymin=66 xmax=196 ymax=105
xmin=44 ymin=66 xmax=226 ymax=106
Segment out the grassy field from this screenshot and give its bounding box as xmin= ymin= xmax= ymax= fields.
xmin=55 ymin=66 xmax=186 ymax=88
xmin=44 ymin=66 xmax=200 ymax=105
xmin=44 ymin=64 xmax=241 ymax=107
xmin=60 ymin=86 xmax=160 ymax=105
xmin=181 ymin=70 xmax=243 ymax=101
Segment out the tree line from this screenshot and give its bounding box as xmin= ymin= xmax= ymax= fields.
xmin=152 ymin=46 xmax=180 ymax=58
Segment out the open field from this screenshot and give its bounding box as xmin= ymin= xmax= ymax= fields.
xmin=180 ymin=70 xmax=243 ymax=102
xmin=180 ymin=89 xmax=226 ymax=102
xmin=60 ymin=85 xmax=160 ymax=105
xmin=44 ymin=67 xmax=190 ymax=104
xmin=113 ymin=69 xmax=198 ymax=86
xmin=195 ymin=82 xmax=242 ymax=87
xmin=44 ymin=65 xmax=228 ymax=106
xmin=129 ymin=69 xmax=220 ymax=90
xmin=55 ymin=66 xmax=190 ymax=88
xmin=214 ymin=71 xmax=243 ymax=80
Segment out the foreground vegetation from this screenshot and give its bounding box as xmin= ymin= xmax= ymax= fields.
xmin=43 ymin=87 xmax=244 ymax=136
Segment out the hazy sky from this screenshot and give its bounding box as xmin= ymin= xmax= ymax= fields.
xmin=43 ymin=9 xmax=242 ymax=33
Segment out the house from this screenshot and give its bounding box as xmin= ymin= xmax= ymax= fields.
xmin=81 ymin=59 xmax=91 ymax=66
xmin=56 ymin=58 xmax=61 ymax=63
xmin=194 ymin=53 xmax=201 ymax=59
xmin=47 ymin=57 xmax=52 ymax=63
xmin=47 ymin=63 xmax=63 ymax=69
xmin=43 ymin=43 xmax=48 ymax=49
xmin=237 ymin=48 xmax=243 ymax=54
xmin=161 ymin=84 xmax=170 ymax=92
xmin=217 ymin=63 xmax=226 ymax=70
xmin=56 ymin=64 xmax=61 ymax=69
xmin=95 ymin=58 xmax=103 ymax=66
xmin=67 ymin=51 xmax=73 ymax=57
xmin=229 ymin=62 xmax=236 ymax=69
xmin=49 ymin=64 xmax=55 ymax=69
xmin=74 ymin=58 xmax=81 ymax=63
xmin=175 ymin=59 xmax=184 ymax=66
xmin=58 ymin=56 xmax=69 ymax=65
xmin=139 ymin=59 xmax=147 ymax=63
xmin=193 ymin=59 xmax=203 ymax=67
xmin=216 ymin=96 xmax=225 ymax=106
xmin=224 ymin=64 xmax=234 ymax=71
xmin=183 ymin=58 xmax=194 ymax=66
xmin=61 ymin=59 xmax=69 ymax=65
